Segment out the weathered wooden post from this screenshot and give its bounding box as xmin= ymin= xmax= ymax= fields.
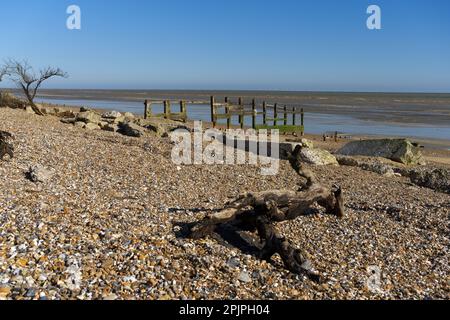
xmin=238 ymin=97 xmax=244 ymax=129
xmin=283 ymin=105 xmax=288 ymax=126
xmin=334 ymin=131 xmax=338 ymax=142
xmin=252 ymin=99 xmax=257 ymax=129
xmin=274 ymin=103 xmax=278 ymax=126
xmin=301 ymin=108 xmax=305 ymax=136
xmin=292 ymin=106 xmax=296 ymax=126
xmin=262 ymin=101 xmax=267 ymax=126
xmin=144 ymin=100 xmax=148 ymax=119
xmin=144 ymin=100 xmax=153 ymax=119
xmin=224 ymin=97 xmax=231 ymax=129
xmin=210 ymin=96 xmax=216 ymax=128
xmin=180 ymin=100 xmax=187 ymax=123
xmin=164 ymin=100 xmax=171 ymax=119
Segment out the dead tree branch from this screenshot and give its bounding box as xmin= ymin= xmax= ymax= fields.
xmin=0 ymin=65 xmax=9 ymax=82
xmin=189 ymin=145 xmax=345 ymax=281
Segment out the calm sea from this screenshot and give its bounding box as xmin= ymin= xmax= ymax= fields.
xmin=34 ymin=96 xmax=450 ymax=143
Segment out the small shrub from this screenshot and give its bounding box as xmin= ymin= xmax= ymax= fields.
xmin=0 ymin=92 xmax=26 ymax=109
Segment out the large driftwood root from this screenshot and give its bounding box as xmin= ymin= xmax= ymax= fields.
xmin=189 ymin=145 xmax=345 ymax=281
xmin=0 ymin=131 xmax=14 ymax=160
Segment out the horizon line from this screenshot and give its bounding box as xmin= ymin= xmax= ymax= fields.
xmin=2 ymin=87 xmax=450 ymax=95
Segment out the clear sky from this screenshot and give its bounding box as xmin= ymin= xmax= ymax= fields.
xmin=1 ymin=0 xmax=449 ymax=92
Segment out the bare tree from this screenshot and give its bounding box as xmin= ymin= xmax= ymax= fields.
xmin=5 ymin=59 xmax=68 ymax=115
xmin=0 ymin=65 xmax=9 ymax=82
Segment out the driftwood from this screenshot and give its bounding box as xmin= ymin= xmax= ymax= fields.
xmin=0 ymin=131 xmax=14 ymax=160
xmin=189 ymin=145 xmax=345 ymax=282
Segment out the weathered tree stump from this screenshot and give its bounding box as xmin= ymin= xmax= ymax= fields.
xmin=0 ymin=131 xmax=14 ymax=160
xmin=189 ymin=145 xmax=345 ymax=282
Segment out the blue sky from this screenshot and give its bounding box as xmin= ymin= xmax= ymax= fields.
xmin=1 ymin=0 xmax=449 ymax=92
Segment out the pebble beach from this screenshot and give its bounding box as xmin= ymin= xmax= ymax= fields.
xmin=0 ymin=107 xmax=449 ymax=300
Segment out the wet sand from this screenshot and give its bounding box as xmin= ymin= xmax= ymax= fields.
xmin=4 ymin=89 xmax=450 ymax=148
xmin=27 ymin=89 xmax=450 ymax=125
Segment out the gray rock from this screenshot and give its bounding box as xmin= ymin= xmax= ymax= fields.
xmin=102 ymin=111 xmax=123 ymax=119
xmin=102 ymin=124 xmax=119 ymax=132
xmin=60 ymin=118 xmax=76 ymax=125
xmin=27 ymin=165 xmax=55 ymax=183
xmin=74 ymin=121 xmax=86 ymax=128
xmin=124 ymin=112 xmax=135 ymax=119
xmin=118 ymin=121 xmax=146 ymax=138
xmin=297 ymin=148 xmax=339 ymax=166
xmin=25 ymin=288 xmax=36 ymax=298
xmin=238 ymin=271 xmax=251 ymax=283
xmin=39 ymin=106 xmax=59 ymax=116
xmin=57 ymin=110 xmax=76 ymax=118
xmin=113 ymin=116 xmax=126 ymax=124
xmin=134 ymin=119 xmax=167 ymax=137
xmin=226 ymin=257 xmax=241 ymax=268
xmin=361 ymin=163 xmax=395 ymax=177
xmin=409 ymin=168 xmax=450 ymax=194
xmin=299 ymin=138 xmax=314 ymax=149
xmin=337 ymin=156 xmax=398 ymax=177
xmin=99 ymin=121 xmax=109 ymax=128
xmin=338 ymin=139 xmax=425 ymax=165
xmin=76 ymin=111 xmax=101 ymax=124
xmin=336 ymin=155 xmax=360 ymax=167
xmin=85 ymin=123 xmax=101 ymax=131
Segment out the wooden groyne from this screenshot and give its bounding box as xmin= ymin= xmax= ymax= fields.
xmin=144 ymin=96 xmax=305 ymax=135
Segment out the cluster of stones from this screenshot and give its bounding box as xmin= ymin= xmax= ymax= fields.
xmin=55 ymin=107 xmax=181 ymax=138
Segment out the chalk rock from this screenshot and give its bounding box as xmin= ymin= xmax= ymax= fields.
xmin=85 ymin=123 xmax=101 ymax=131
xmin=298 ymin=148 xmax=338 ymax=166
xmin=338 ymin=139 xmax=425 ymax=165
xmin=124 ymin=112 xmax=135 ymax=119
xmin=76 ymin=111 xmax=101 ymax=124
xmin=300 ymin=138 xmax=314 ymax=149
xmin=25 ymin=106 xmax=36 ymax=114
xmin=102 ymin=111 xmax=123 ymax=119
